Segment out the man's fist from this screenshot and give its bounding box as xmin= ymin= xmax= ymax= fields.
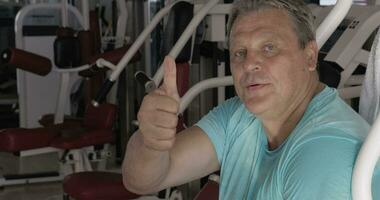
xmin=137 ymin=56 xmax=180 ymax=151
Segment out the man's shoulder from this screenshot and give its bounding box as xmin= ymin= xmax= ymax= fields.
xmin=295 ymin=93 xmax=370 ymax=144
xmin=286 ymin=119 xmax=367 ymax=163
xmin=289 ymin=124 xmax=365 ymax=155
xmin=283 ymin=133 xmax=361 ymax=178
xmin=210 ymin=96 xmax=252 ymax=120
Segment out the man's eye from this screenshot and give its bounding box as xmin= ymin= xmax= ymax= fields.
xmin=234 ymin=49 xmax=246 ymax=58
xmin=262 ymin=43 xmax=279 ymax=57
xmin=263 ymin=43 xmax=275 ymax=52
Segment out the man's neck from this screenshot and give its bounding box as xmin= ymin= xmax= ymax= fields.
xmin=262 ymin=81 xmax=325 ymax=150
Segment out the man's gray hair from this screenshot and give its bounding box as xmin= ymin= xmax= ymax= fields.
xmin=228 ymin=0 xmax=316 ymax=49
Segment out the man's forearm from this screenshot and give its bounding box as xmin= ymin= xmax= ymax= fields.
xmin=122 ymin=131 xmax=170 ymax=194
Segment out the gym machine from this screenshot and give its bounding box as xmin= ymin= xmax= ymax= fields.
xmin=0 ymin=0 xmax=138 ymax=187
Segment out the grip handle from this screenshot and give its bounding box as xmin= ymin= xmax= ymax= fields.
xmin=135 ymin=71 xmax=156 ymax=93
xmin=91 ymin=79 xmax=115 ymax=107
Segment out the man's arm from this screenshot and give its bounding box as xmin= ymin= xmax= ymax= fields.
xmin=123 ymin=126 xmax=219 ymax=194
xmin=122 ymin=56 xmax=219 ymax=194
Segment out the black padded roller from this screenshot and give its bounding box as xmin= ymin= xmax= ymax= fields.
xmin=92 ymin=79 xmax=115 ymax=107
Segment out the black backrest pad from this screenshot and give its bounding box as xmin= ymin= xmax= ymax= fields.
xmin=318 ymin=61 xmax=342 ymax=88
xmin=162 ymin=2 xmax=194 ymax=63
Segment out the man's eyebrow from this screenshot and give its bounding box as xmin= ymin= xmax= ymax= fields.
xmin=231 ymin=33 xmax=281 ymax=47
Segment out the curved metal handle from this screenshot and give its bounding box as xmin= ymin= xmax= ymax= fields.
xmin=135 ymin=71 xmax=157 ymax=93
xmin=152 ymin=0 xmax=220 ymax=86
xmin=352 ymin=115 xmax=380 ymax=200
xmin=316 ymin=0 xmax=352 ymax=49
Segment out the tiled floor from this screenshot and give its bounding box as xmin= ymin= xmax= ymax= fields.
xmin=0 ymin=178 xmax=197 ymax=200
xmin=0 ymin=183 xmax=166 ymax=200
xmin=0 ymin=149 xmax=118 ymax=200
xmin=0 ymin=182 xmax=165 ymax=200
xmin=0 ymin=149 xmax=194 ymax=200
xmin=0 ymin=182 xmax=63 ymax=200
xmin=0 ymin=152 xmax=63 ymax=200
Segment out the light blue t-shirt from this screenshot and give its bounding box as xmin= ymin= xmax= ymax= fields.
xmin=196 ymin=86 xmax=379 ymax=199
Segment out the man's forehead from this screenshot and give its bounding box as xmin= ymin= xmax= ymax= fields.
xmin=230 ymin=10 xmax=294 ymax=42
xmin=232 ymin=8 xmax=292 ymax=32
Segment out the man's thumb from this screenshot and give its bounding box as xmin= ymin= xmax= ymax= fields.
xmin=163 ymin=56 xmax=180 ymax=101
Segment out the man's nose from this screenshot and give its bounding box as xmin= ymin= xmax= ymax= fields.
xmin=243 ymin=52 xmax=263 ymax=71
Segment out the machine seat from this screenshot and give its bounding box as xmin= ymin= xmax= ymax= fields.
xmin=63 ymin=171 xmax=140 ymax=200
xmin=64 ymin=171 xmax=219 ymax=200
xmin=39 ymin=115 xmax=83 ymax=128
xmin=50 ymin=129 xmax=113 ymax=149
xmin=194 ymin=178 xmax=219 ymax=200
xmin=0 ymin=128 xmax=59 ymax=152
xmin=0 ymin=103 xmax=116 ymax=152
xmin=50 ymin=103 xmax=116 ymax=149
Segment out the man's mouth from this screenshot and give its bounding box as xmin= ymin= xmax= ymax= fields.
xmin=247 ymin=83 xmax=268 ymax=90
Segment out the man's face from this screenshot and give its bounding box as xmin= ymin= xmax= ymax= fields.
xmin=229 ymin=8 xmax=318 ymax=120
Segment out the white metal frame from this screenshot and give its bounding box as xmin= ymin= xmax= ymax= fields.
xmin=0 ymin=0 xmax=120 ymax=188
xmin=97 ymin=0 xmax=219 ymax=89
xmin=106 ymin=0 xmax=191 ymax=83
xmin=115 ymin=0 xmax=128 ymax=49
xmin=2 ymin=2 xmax=87 ymax=187
xmin=15 ymin=3 xmax=84 ymax=128
xmin=351 ymin=8 xmax=380 ymax=200
xmin=91 ymin=0 xmax=217 ymax=107
xmin=352 ymin=115 xmax=380 ymax=200
xmin=313 ymin=5 xmax=380 ymax=100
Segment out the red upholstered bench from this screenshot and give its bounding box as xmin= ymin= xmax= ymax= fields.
xmin=62 ymin=56 xmax=190 ymax=198
xmin=0 ymin=127 xmax=59 ymax=152
xmin=0 ymin=103 xmax=117 ymax=187
xmin=50 ymin=103 xmax=116 ymax=150
xmin=194 ymin=175 xmax=219 ymax=200
xmin=64 ymin=172 xmax=219 ymax=200
xmin=62 ymin=115 xmax=187 ymax=200
xmin=0 ymin=103 xmax=116 ymax=152
xmin=50 ymin=129 xmax=114 ymax=149
xmin=63 ymin=171 xmax=140 ymax=200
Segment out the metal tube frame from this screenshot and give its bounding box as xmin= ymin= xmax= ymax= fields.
xmin=15 ymin=3 xmax=84 ymax=127
xmin=108 ymin=0 xmax=189 ymax=82
xmin=352 ymin=115 xmax=380 ymax=200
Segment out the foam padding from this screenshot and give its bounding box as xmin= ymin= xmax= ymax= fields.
xmin=162 ymin=2 xmax=194 ymax=63
xmin=1 ymin=48 xmax=52 ymax=76
xmin=194 ymin=180 xmax=219 ymax=200
xmin=63 ymin=171 xmax=140 ymax=200
xmin=0 ymin=128 xmax=59 ymax=152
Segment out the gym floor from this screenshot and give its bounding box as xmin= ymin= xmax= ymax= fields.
xmin=0 ymin=182 xmax=63 ymax=200
xmin=0 ymin=182 xmax=163 ymax=200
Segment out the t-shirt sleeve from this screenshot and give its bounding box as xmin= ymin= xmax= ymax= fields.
xmin=283 ymin=136 xmax=361 ymax=200
xmin=195 ymin=97 xmax=241 ymax=163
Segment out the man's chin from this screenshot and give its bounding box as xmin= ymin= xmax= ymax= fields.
xmin=243 ymin=98 xmax=271 ymax=116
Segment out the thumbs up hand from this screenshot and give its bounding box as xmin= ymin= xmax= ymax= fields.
xmin=161 ymin=56 xmax=180 ymax=102
xmin=137 ymin=56 xmax=180 ymax=151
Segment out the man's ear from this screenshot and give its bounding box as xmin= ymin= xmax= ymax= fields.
xmin=304 ymin=41 xmax=318 ymax=71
